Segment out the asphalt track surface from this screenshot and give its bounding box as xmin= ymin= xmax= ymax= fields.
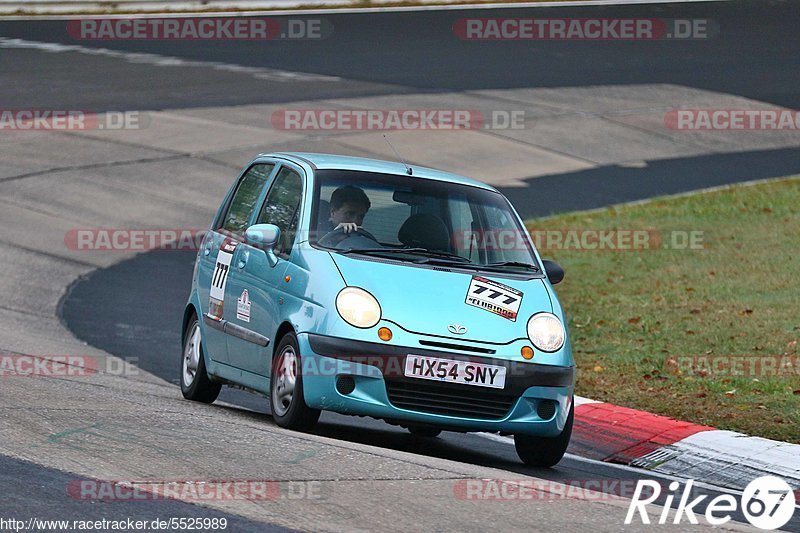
xmin=4 ymin=0 xmax=800 ymax=530
xmin=2 ymin=1 xmax=800 ymax=217
xmin=0 ymin=455 xmax=290 ymax=531
xmin=1 ymin=1 xmax=799 ymax=109
xmin=62 ymin=249 xmax=800 ymax=530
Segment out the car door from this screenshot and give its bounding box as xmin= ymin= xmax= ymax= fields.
xmin=225 ymin=163 xmax=305 ymax=376
xmin=198 ymin=162 xmax=276 ymax=365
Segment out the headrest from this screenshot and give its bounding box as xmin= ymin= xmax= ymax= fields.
xmin=398 ymin=213 xmax=450 ymax=251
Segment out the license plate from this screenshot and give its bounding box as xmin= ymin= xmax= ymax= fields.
xmin=404 ymin=355 xmax=506 ymax=389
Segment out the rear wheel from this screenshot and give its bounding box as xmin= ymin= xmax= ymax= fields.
xmin=514 ymin=399 xmax=573 ymax=467
xmin=407 ymin=425 xmax=442 ymax=438
xmin=181 ymin=316 xmax=221 ymax=403
xmin=270 ymin=332 xmax=320 ymax=431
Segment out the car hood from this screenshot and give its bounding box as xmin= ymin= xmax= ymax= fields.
xmin=329 ymin=253 xmax=553 ymax=344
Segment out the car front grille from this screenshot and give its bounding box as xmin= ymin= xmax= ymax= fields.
xmin=385 ymin=379 xmax=517 ymax=420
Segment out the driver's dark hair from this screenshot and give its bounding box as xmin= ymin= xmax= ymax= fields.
xmin=330 ymin=185 xmax=371 ymax=212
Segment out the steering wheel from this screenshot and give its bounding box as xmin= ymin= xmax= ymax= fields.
xmin=318 ymin=227 xmax=379 ymax=248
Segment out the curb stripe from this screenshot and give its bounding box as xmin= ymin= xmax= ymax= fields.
xmin=572 ymin=402 xmax=714 ymax=463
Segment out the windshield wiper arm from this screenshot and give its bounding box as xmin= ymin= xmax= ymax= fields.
xmin=339 ymin=247 xmax=472 ymax=263
xmin=408 ymin=249 xmax=472 ymax=263
xmin=483 ymin=261 xmax=540 ymax=272
xmin=338 ymin=247 xmax=405 ymax=254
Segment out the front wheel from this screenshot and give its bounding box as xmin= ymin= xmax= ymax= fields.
xmin=514 ymin=399 xmax=573 ymax=467
xmin=181 ymin=316 xmax=221 ymax=403
xmin=270 ymin=332 xmax=320 ymax=431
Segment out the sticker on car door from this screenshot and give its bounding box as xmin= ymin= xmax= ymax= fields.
xmin=208 ymin=239 xmax=238 ymax=320
xmin=236 ymin=289 xmax=251 ymax=323
xmin=465 ymin=276 xmax=523 ymax=321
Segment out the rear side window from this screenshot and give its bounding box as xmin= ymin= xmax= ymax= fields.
xmin=220 ymin=164 xmax=274 ymax=236
xmin=256 ymin=166 xmax=303 ymax=257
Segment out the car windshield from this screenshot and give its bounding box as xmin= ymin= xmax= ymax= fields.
xmin=310 ymin=169 xmax=540 ymax=274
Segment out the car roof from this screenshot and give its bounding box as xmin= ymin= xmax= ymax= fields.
xmin=261 ymin=152 xmax=498 ymax=192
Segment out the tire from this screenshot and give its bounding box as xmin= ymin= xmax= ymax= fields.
xmin=514 ymin=399 xmax=574 ymax=467
xmin=270 ymin=332 xmax=321 ymax=431
xmin=407 ymin=425 xmax=442 ymax=438
xmin=181 ymin=316 xmax=222 ymax=403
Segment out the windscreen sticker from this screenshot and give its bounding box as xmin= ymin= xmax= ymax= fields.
xmin=237 ymin=289 xmax=251 ymax=323
xmin=208 ymin=239 xmax=237 ymax=320
xmin=465 ymin=276 xmax=523 ymax=321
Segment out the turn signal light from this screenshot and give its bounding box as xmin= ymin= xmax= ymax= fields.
xmin=378 ymin=327 xmax=393 ymax=341
xmin=521 ymin=346 xmax=534 ymax=360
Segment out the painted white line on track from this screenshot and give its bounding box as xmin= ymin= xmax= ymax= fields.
xmin=0 ymin=0 xmax=734 ymax=19
xmin=0 ymin=36 xmax=341 ymax=82
xmin=574 ymin=395 xmax=600 ymax=406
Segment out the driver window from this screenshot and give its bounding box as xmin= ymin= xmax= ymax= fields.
xmin=256 ymin=167 xmax=303 ymax=257
xmin=219 ymin=164 xmax=274 ymax=237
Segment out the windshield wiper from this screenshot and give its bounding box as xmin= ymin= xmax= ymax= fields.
xmin=483 ymin=261 xmax=540 ymax=272
xmin=408 ymin=249 xmax=472 ymax=263
xmin=338 ymin=247 xmax=472 ymax=263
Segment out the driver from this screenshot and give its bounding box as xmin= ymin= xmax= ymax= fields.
xmin=322 ymin=185 xmax=371 ymax=235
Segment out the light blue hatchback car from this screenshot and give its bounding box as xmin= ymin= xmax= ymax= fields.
xmin=181 ymin=152 xmax=575 ymax=466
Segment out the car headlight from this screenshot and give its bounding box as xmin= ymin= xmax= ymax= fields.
xmin=526 ymin=313 xmax=565 ymax=352
xmin=336 ymin=287 xmax=381 ymax=328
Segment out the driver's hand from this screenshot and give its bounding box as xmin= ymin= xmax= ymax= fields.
xmin=334 ymin=222 xmax=360 ymax=234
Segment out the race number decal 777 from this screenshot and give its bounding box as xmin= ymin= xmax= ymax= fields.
xmin=465 ymin=276 xmax=523 ymax=321
xmin=208 ymin=239 xmax=237 ymax=320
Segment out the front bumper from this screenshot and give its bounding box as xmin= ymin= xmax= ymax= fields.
xmin=298 ymin=333 xmax=575 ymax=436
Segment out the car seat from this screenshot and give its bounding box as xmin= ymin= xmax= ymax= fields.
xmin=398 ymin=213 xmax=450 ymax=251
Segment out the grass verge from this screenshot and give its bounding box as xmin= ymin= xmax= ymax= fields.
xmin=526 ymin=176 xmax=800 ymax=443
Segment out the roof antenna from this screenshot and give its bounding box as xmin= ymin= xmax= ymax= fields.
xmin=383 ymin=134 xmax=413 ymax=175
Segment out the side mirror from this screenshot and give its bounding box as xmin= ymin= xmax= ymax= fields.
xmin=245 ymin=224 xmax=280 ymax=267
xmin=542 ymin=259 xmax=564 ymax=285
